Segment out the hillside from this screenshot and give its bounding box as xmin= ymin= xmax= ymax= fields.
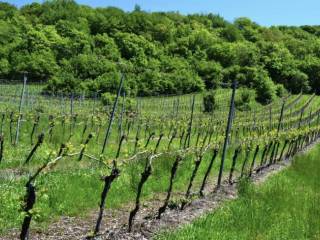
xmin=1 ymin=0 xmax=320 ymax=102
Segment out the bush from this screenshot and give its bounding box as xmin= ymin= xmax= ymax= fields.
xmin=275 ymin=84 xmax=287 ymax=97
xmin=235 ymin=89 xmax=252 ymax=111
xmin=203 ymin=91 xmax=216 ymax=112
xmin=101 ymin=92 xmax=115 ymax=106
xmin=123 ymin=98 xmax=137 ymax=113
xmin=283 ymin=70 xmax=310 ymax=94
xmin=255 ymin=78 xmax=276 ymax=105
xmin=44 ymin=71 xmax=80 ymax=94
xmin=95 ymin=72 xmax=121 ymax=94
xmin=101 ymin=92 xmax=136 ymax=113
xmin=195 ymin=60 xmax=223 ymax=89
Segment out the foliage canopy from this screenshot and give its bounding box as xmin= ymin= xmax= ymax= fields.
xmin=1 ymin=1 xmax=320 ymax=103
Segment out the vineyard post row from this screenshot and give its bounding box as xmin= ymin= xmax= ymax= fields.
xmin=1 ymin=75 xmax=320 ymax=239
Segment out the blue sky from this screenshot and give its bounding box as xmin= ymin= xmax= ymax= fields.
xmin=6 ymin=0 xmax=320 ymax=26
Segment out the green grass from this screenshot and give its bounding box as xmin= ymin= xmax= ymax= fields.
xmin=156 ymin=144 xmax=320 ymax=240
xmin=0 ymin=149 xmax=222 ymax=234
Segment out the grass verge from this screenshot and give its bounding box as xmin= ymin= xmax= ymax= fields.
xmin=156 ymin=144 xmax=320 ymax=240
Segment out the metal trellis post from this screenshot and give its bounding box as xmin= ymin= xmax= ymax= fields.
xmin=217 ymin=81 xmax=237 ymax=188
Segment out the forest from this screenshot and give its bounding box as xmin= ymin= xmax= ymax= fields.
xmin=1 ymin=0 xmax=320 ymax=103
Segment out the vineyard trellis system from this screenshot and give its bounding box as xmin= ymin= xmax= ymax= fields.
xmin=0 ymin=76 xmax=320 ymax=239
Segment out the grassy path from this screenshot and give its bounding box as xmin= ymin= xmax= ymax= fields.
xmin=156 ymin=144 xmax=320 ymax=240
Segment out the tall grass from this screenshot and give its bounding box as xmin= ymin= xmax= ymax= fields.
xmin=156 ymin=144 xmax=320 ymax=240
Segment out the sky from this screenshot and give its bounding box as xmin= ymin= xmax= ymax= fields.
xmin=6 ymin=0 xmax=320 ymax=26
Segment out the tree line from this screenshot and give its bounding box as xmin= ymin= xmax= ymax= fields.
xmin=1 ymin=0 xmax=320 ymax=103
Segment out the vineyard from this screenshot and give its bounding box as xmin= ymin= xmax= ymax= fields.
xmin=0 ymin=77 xmax=320 ymax=240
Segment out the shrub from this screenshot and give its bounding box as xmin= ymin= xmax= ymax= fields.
xmin=44 ymin=71 xmax=80 ymax=94
xmin=101 ymin=92 xmax=136 ymax=113
xmin=101 ymin=92 xmax=115 ymax=106
xmin=235 ymin=89 xmax=252 ymax=111
xmin=195 ymin=61 xmax=223 ymax=89
xmin=283 ymin=70 xmax=310 ymax=94
xmin=123 ymin=98 xmax=137 ymax=113
xmin=203 ymin=91 xmax=216 ymax=112
xmin=275 ymin=84 xmax=287 ymax=97
xmin=255 ymin=79 xmax=276 ymax=105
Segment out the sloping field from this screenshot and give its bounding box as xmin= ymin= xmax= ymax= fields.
xmin=0 ymin=84 xmax=319 ymax=239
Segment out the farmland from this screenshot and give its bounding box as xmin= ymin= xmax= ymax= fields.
xmin=0 ymin=80 xmax=320 ymax=239
xmin=1 ymin=1 xmax=320 ymax=239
